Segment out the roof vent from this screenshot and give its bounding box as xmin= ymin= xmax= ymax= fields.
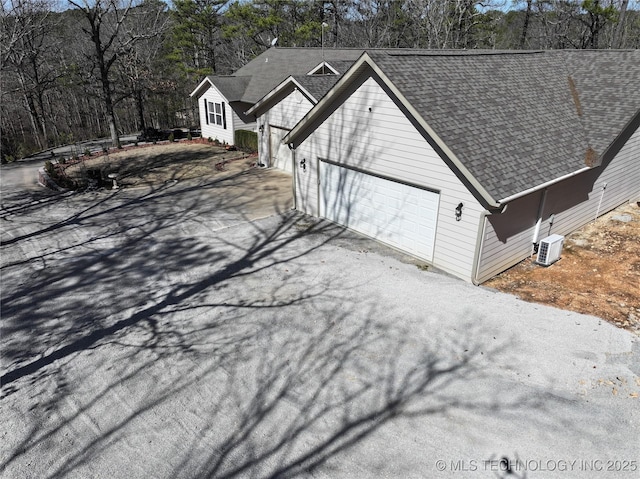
xmin=536 ymin=234 xmax=564 ymax=266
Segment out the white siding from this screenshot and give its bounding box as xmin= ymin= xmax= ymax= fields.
xmin=257 ymin=89 xmax=313 ymax=168
xmin=270 ymin=127 xmax=293 ymax=172
xmin=269 ymin=89 xmax=313 ymax=127
xmin=295 ymin=76 xmax=484 ymax=281
xmin=476 ymin=125 xmax=640 ymax=283
xmin=198 ymin=86 xmax=234 ymax=145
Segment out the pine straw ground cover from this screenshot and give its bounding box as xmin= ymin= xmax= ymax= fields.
xmin=62 ymin=141 xmax=256 ymax=189
xmin=486 ymin=201 xmax=640 ymax=335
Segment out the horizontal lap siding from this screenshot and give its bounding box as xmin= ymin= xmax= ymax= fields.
xmin=546 ymin=127 xmax=640 ymax=236
xmin=232 ymin=110 xmax=243 ymax=128
xmin=269 ymin=92 xmax=313 ymax=128
xmin=295 ymin=135 xmax=320 ymax=217
xmin=258 ymin=91 xmax=313 ymax=168
xmin=476 ymin=126 xmax=640 ymax=283
xmin=477 ymin=192 xmax=541 ymax=282
xmin=296 ymin=76 xmax=483 ymax=281
xmin=232 ymin=111 xmax=256 ymax=133
xmin=200 ymin=88 xmax=234 ymax=145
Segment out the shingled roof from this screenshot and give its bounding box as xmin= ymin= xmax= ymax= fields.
xmin=194 ymin=48 xmax=433 ymax=105
xmin=291 ymin=74 xmax=345 ymax=101
xmin=202 ymin=76 xmax=251 ymax=102
xmin=221 ymin=47 xmax=365 ymax=104
xmin=286 ymin=49 xmax=640 ymax=204
xmin=370 ymin=50 xmax=640 ymax=201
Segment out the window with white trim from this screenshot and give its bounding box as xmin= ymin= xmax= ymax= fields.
xmin=208 ymin=101 xmax=222 ymax=126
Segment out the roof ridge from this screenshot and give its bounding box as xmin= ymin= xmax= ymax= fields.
xmin=383 ymin=50 xmax=546 ymax=57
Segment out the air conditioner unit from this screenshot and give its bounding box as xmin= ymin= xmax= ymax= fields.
xmin=536 ymin=234 xmax=564 ymax=266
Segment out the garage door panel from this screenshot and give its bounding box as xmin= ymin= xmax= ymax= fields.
xmin=321 ymin=162 xmax=439 ymax=262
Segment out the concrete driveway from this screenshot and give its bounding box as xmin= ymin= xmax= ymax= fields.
xmin=1 ymin=161 xmax=639 ymax=478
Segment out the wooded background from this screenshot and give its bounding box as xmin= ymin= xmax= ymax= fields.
xmin=2 ymin=0 xmax=639 ymax=162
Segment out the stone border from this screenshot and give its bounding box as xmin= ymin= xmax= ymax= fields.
xmin=38 ymin=167 xmax=69 ymax=192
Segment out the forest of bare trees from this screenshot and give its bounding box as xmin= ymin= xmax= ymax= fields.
xmin=2 ymin=0 xmax=639 ymax=162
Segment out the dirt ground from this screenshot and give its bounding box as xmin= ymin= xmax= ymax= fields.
xmin=486 ymin=201 xmax=640 ymax=335
xmin=62 ymin=141 xmax=256 ymax=188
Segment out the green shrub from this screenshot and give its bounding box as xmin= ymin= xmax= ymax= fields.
xmin=45 ymin=160 xmax=55 ymax=176
xmin=234 ymin=129 xmax=258 ymax=153
xmin=168 ymin=132 xmax=175 ymax=142
xmin=187 ymin=132 xmax=192 ymax=141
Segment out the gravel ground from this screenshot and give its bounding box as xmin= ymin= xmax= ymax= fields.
xmin=1 ymin=153 xmax=639 ymax=478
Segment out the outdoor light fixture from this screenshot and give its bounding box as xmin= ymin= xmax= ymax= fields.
xmin=455 ymin=202 xmax=463 ymax=221
xmin=259 ymin=124 xmax=265 ymax=136
xmin=300 ymin=158 xmax=306 ymax=171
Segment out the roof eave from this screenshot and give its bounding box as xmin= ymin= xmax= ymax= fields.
xmin=189 ymin=77 xmax=213 ymax=98
xmin=246 ymin=76 xmax=317 ymax=117
xmin=499 ymin=108 xmax=640 ymax=205
xmin=284 ymin=53 xmax=370 ymax=146
xmin=592 ymin=108 xmax=640 ymax=168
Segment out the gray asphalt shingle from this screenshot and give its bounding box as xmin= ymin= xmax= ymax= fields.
xmin=204 ymin=76 xmax=251 ymax=102
xmin=231 ymin=48 xmax=364 ymax=103
xmin=203 ymin=48 xmax=639 ymax=203
xmin=367 ymin=50 xmax=640 ymax=201
xmin=293 ymin=74 xmax=345 ymax=101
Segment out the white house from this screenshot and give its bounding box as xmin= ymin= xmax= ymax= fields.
xmin=190 ymin=76 xmax=253 ymax=145
xmin=283 ymin=50 xmax=640 ymax=283
xmin=246 ymin=73 xmax=347 ymax=172
xmin=190 ymin=48 xmax=364 ymax=147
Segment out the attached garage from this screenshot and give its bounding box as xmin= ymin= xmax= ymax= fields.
xmin=269 ymin=126 xmax=293 ymax=173
xmin=320 ymin=160 xmax=439 ymax=262
xmin=284 ymin=51 xmax=640 ymax=283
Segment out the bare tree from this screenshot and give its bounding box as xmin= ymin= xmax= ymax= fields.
xmin=520 ymin=0 xmax=533 ymax=47
xmin=611 ymin=0 xmax=629 ymax=47
xmin=1 ymin=0 xmax=62 ymax=149
xmin=66 ymin=0 xmax=166 ymax=147
xmin=66 ymin=0 xmax=132 ymax=148
xmin=115 ymin=0 xmax=170 ymax=132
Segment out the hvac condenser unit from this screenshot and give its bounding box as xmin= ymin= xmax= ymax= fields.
xmin=536 ymin=234 xmax=565 ymax=266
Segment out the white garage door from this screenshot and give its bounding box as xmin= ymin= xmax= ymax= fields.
xmin=321 ymin=161 xmax=439 ymax=262
xmin=269 ymin=126 xmax=292 ymax=173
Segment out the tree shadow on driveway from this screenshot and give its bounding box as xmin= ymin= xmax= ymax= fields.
xmin=1 ymin=167 xmax=553 ymax=478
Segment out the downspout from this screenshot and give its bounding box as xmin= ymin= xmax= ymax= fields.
xmin=594 ymin=182 xmax=607 ymax=221
xmin=531 ymin=188 xmax=549 ymax=256
xmin=288 ymin=143 xmax=297 ymax=211
xmin=472 ymin=210 xmax=490 ymax=285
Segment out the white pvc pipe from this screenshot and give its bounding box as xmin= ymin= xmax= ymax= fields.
xmin=594 ymin=182 xmax=607 ymax=221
